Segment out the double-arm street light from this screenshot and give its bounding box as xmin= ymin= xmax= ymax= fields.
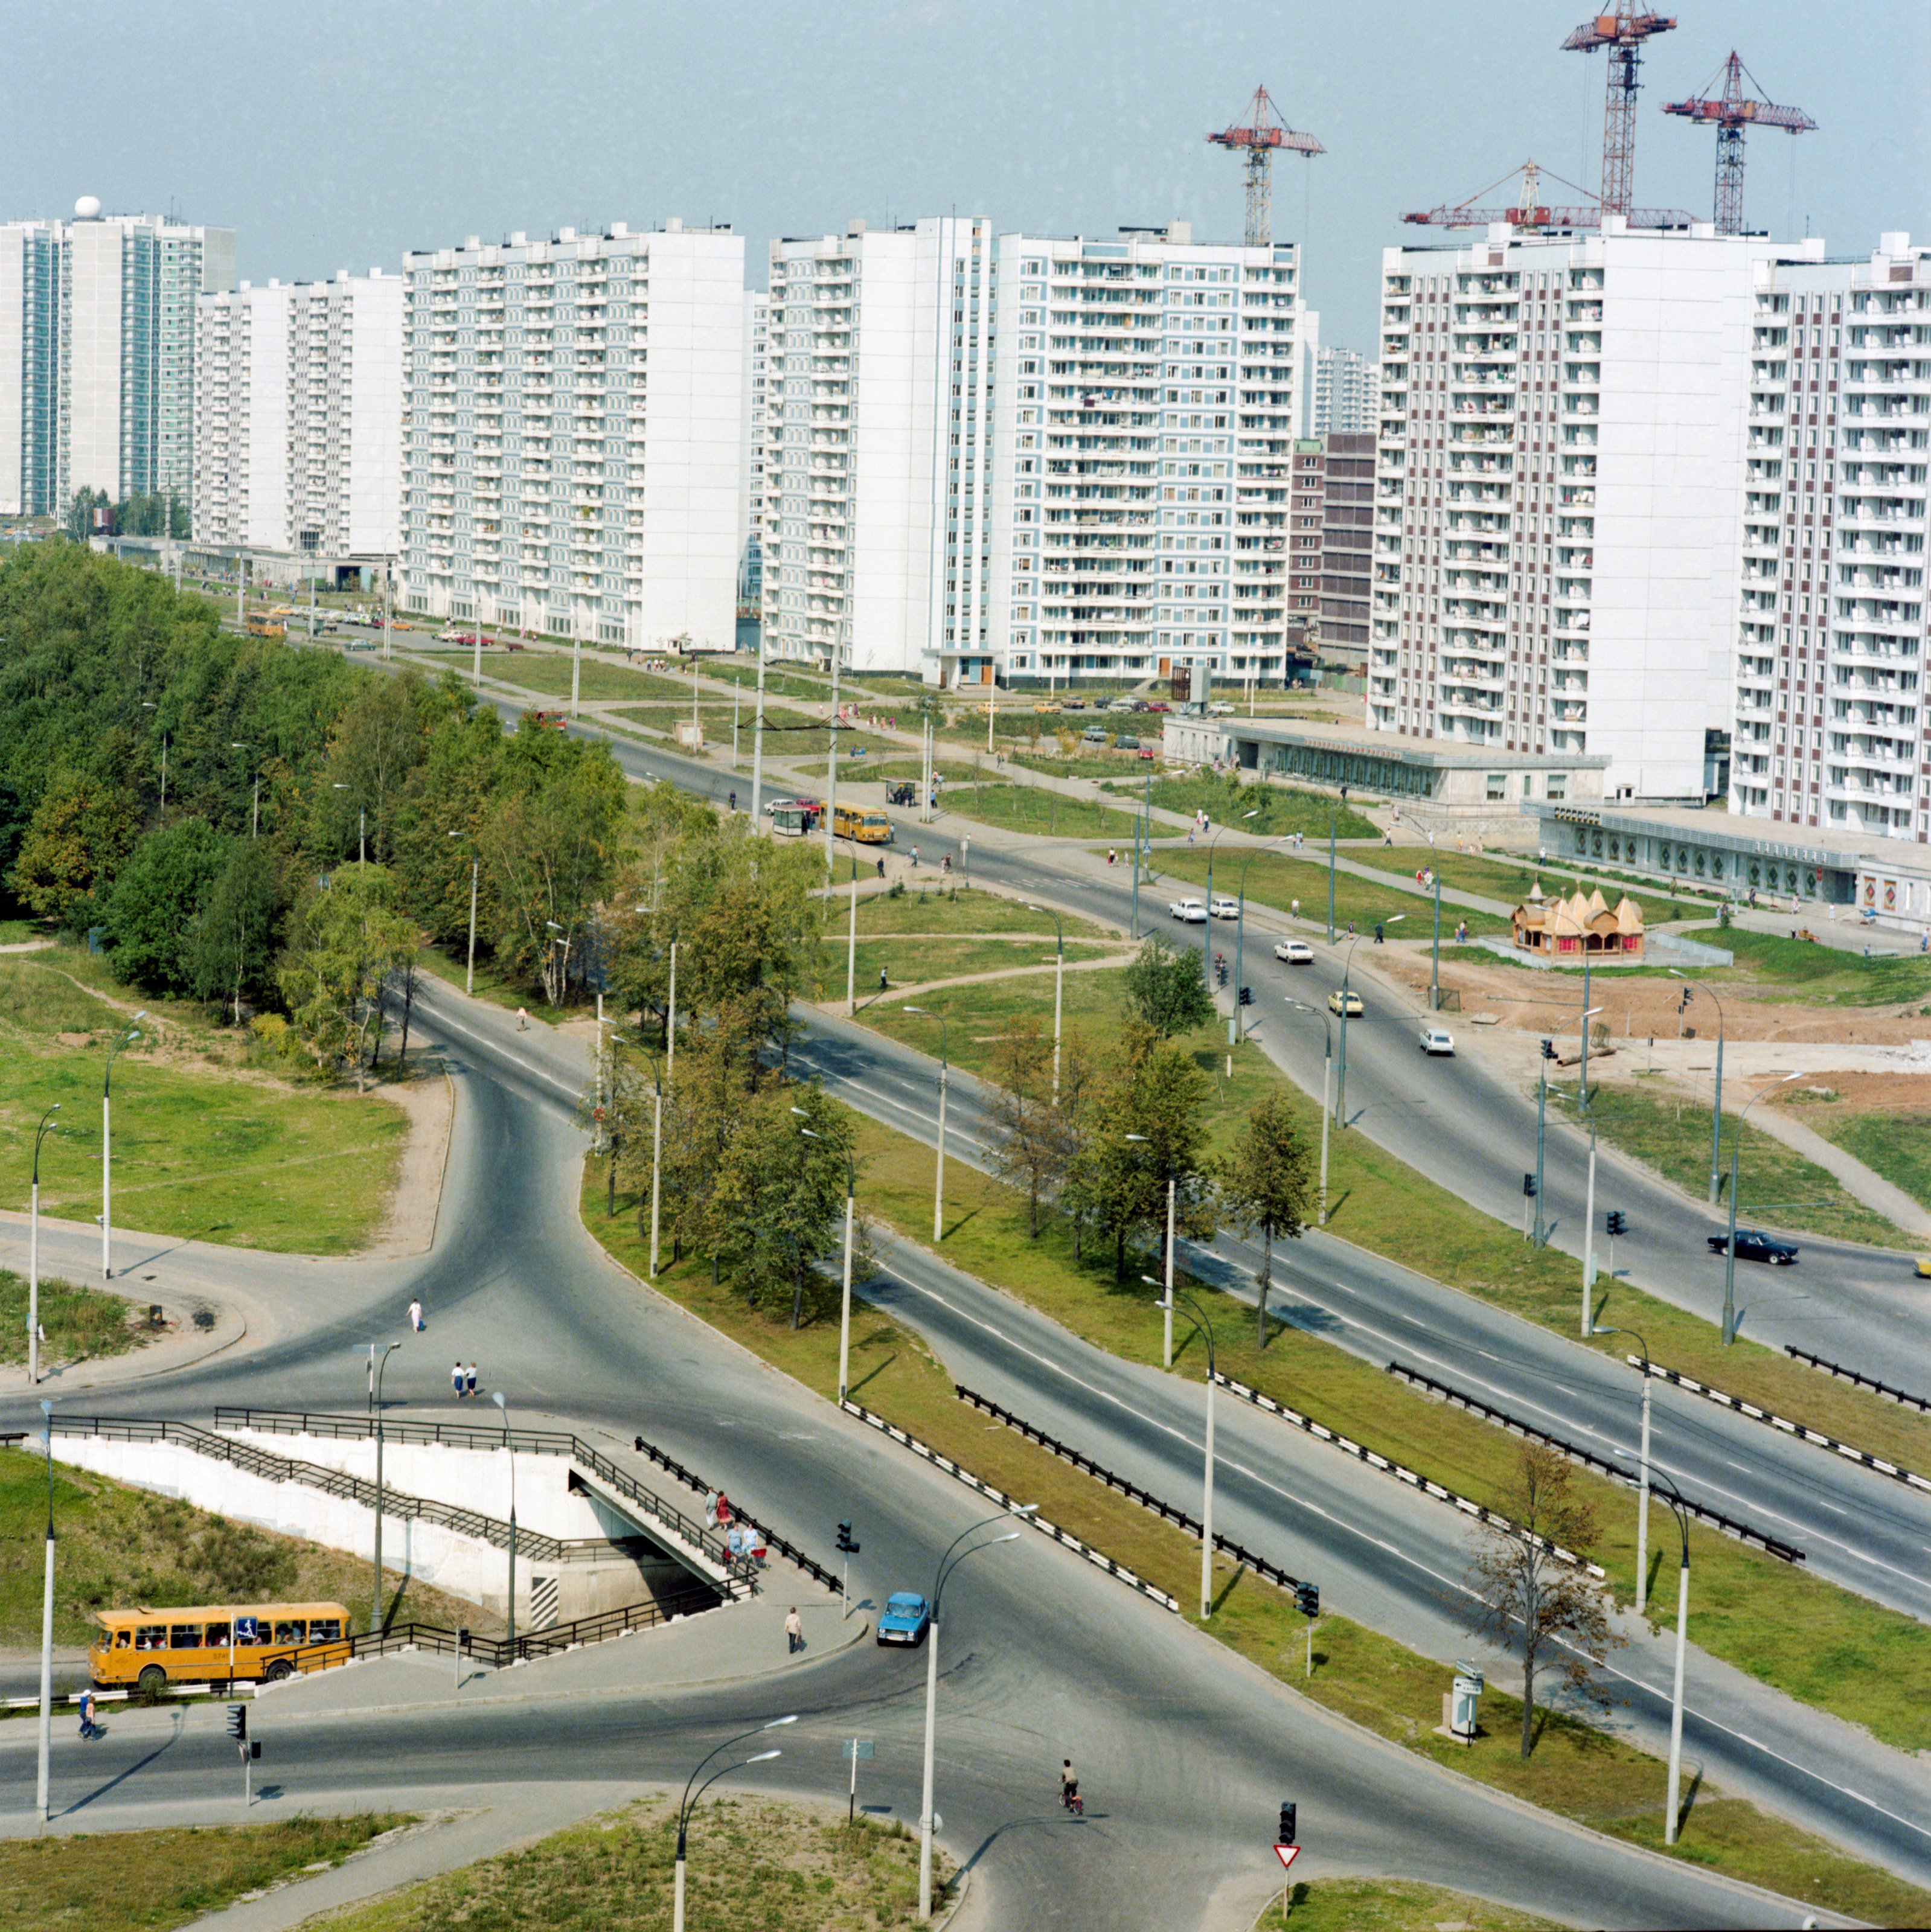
xmin=1721 ymin=1071 xmax=1803 ymax=1346
xmin=1334 ymin=920 xmax=1403 ymax=1129
xmin=900 ymin=1007 xmax=949 ymax=1241
xmin=1669 ymin=973 xmax=1726 ymax=1205
xmin=918 ymin=1509 xmax=1034 ymax=1919
xmin=29 ymin=1105 xmax=60 ymax=1384
xmin=1590 ymin=1319 xmax=1655 ymax=1614
xmin=490 ymin=1390 xmax=518 ymax=1651
xmin=796 ymin=1111 xmax=857 ymax=1404
xmin=1125 ymin=1132 xmax=1177 ymax=1366
xmin=1534 ymin=1003 xmax=1601 ymax=1255
xmin=1159 ymin=1285 xmax=1219 ymax=1620
xmin=1024 ymin=903 xmax=1066 ymax=1105
xmin=101 ymin=1016 xmax=147 ymax=1281
xmin=366 ymin=1342 xmax=401 ymax=1636
xmin=674 ymin=1716 xmax=794 ymax=1932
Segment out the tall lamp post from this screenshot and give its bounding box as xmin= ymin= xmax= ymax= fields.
xmin=1536 ymin=1003 xmax=1600 ymax=1253
xmin=101 ymin=1016 xmax=147 ymax=1280
xmin=918 ymin=1511 xmax=1034 ymax=1919
xmin=29 ymin=1105 xmax=60 ymax=1384
xmin=900 ymin=1007 xmax=949 ymax=1242
xmin=1334 ymin=919 xmax=1402 ymax=1129
xmin=1589 ymin=1320 xmax=1654 ymax=1615
xmin=1025 ymin=903 xmax=1065 ymax=1105
xmin=36 ymin=1399 xmax=54 ymax=1827
xmin=1224 ymin=813 xmax=1265 ymax=1046
xmin=490 ymin=1390 xmax=517 ymax=1651
xmin=1653 ymin=1475 xmax=1694 ymax=1847
xmin=1670 ymin=974 xmax=1727 ymax=1204
xmin=366 ymin=1341 xmax=401 ymax=1635
xmin=674 ymin=1717 xmax=794 ymax=1932
xmin=229 ymin=741 xmax=261 ymax=839
xmin=1287 ymin=1003 xmax=1334 ymax=1227
xmin=1160 ymin=1288 xmax=1219 ymax=1620
xmin=1721 ymin=1072 xmax=1802 ymax=1346
xmin=1203 ymin=822 xmax=1234 ymax=972
xmin=1125 ymin=1133 xmax=1179 ymax=1367
xmin=797 ymin=1114 xmax=857 ymax=1405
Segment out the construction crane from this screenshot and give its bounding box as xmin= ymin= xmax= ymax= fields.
xmin=1663 ymin=53 xmax=1816 ymax=235
xmin=1206 ymin=86 xmax=1323 ymax=249
xmin=1561 ymin=9 xmax=1676 ymax=216
xmin=1401 ymin=159 xmax=1690 ymax=233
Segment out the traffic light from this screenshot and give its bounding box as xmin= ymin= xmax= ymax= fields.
xmin=1607 ymin=1210 xmax=1627 ymax=1238
xmin=1539 ymin=1037 xmax=1556 ymax=1060
xmin=1294 ymin=1581 xmax=1319 ymax=1620
xmin=1238 ymin=985 xmax=1253 ymax=1007
xmin=226 ymin=1704 xmax=247 ymax=1744
xmin=1278 ymin=1802 xmax=1297 ymax=1846
xmin=1522 ymin=1172 xmax=1537 ymax=1198
xmin=836 ymin=1521 xmax=860 ymax=1554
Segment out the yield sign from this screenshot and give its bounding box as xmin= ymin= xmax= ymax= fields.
xmin=1273 ymin=1844 xmax=1301 ymax=1871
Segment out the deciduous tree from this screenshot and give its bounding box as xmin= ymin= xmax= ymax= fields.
xmin=104 ymin=817 xmax=231 ymax=994
xmin=1123 ymin=935 xmax=1214 ymax=1038
xmin=10 ymin=769 xmax=139 ymax=930
xmin=1219 ymin=1091 xmax=1316 ymax=1346
xmin=278 ymin=864 xmax=419 ymax=1088
xmin=985 ymin=1018 xmax=1081 ymax=1237
xmin=185 ymin=840 xmax=283 ymax=1025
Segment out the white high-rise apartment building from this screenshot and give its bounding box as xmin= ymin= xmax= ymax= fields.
xmin=1732 ymin=235 xmax=1930 ymax=841
xmin=193 ymin=270 xmax=403 ymax=557
xmin=0 ymin=203 xmax=234 ymax=517
xmin=1312 ymin=345 xmax=1380 ymax=436
xmin=761 ymin=219 xmax=1305 ymax=686
xmin=399 ymin=221 xmax=743 ymax=649
xmin=1369 ymin=219 xmax=1785 ymax=800
xmin=738 ymin=291 xmax=768 ymax=607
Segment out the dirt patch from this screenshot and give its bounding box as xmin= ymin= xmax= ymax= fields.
xmin=1767 ymin=1070 xmax=1931 ymax=1123
xmin=360 ymin=1066 xmax=454 ymax=1259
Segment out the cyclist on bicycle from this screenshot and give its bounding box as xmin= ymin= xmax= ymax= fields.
xmin=1059 ymin=1759 xmax=1080 ymax=1809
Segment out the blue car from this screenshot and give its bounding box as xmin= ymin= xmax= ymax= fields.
xmin=876 ymin=1591 xmax=932 ymax=1647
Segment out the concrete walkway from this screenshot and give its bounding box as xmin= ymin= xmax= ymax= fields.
xmin=1744 ymin=1102 xmax=1931 ymax=1239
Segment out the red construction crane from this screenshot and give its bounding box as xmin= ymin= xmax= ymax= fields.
xmin=1206 ymin=86 xmax=1324 ymax=249
xmin=1663 ymin=53 xmax=1816 ymax=235
xmin=1401 ymin=159 xmax=1690 ymax=233
xmin=1562 ymin=9 xmax=1676 ymax=216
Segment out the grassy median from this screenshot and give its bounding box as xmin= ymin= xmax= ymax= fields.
xmin=0 ymin=1267 xmax=145 ymax=1369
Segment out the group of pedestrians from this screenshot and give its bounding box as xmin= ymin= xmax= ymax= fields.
xmin=451 ymin=1361 xmax=481 ymax=1399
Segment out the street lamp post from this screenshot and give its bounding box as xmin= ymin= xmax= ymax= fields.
xmin=1161 ymin=1289 xmax=1218 ymax=1619
xmin=798 ymin=1115 xmax=857 ymax=1404
xmin=1226 ymin=812 xmax=1263 ymax=1046
xmin=1284 ymin=1000 xmax=1334 ymax=1226
xmin=490 ymin=1390 xmax=517 ymax=1651
xmin=29 ymin=1105 xmax=60 ymax=1384
xmin=1534 ymin=1038 xmax=1554 ymax=1247
xmin=1590 ymin=1321 xmax=1654 ymax=1615
xmin=1335 ymin=920 xmax=1402 ymax=1129
xmin=750 ymin=627 xmax=769 ymax=819
xmin=1670 ymin=974 xmax=1727 ymax=1205
xmin=847 ymin=851 xmax=861 ymax=1017
xmin=1429 ymin=836 xmax=1443 ymax=1011
xmin=36 ymin=1399 xmax=54 ymax=1827
xmin=367 ymin=1342 xmax=401 ymax=1636
xmin=1204 ymin=824 xmax=1232 ymax=973
xmin=919 ymin=1511 xmax=1034 ymax=1919
xmin=1025 ymin=904 xmax=1065 ymax=1105
xmin=1125 ymin=1133 xmax=1178 ymax=1367
xmin=1653 ymin=1477 xmax=1694 ymax=1847
xmin=674 ymin=1718 xmax=794 ymax=1932
xmin=101 ymin=1016 xmax=147 ymax=1281
xmin=229 ymin=742 xmax=260 ymax=839
xmin=648 ymin=1053 xmax=664 ymax=1277
xmin=901 ymin=1008 xmax=950 ymax=1242
xmin=1721 ymin=1072 xmax=1803 ymax=1346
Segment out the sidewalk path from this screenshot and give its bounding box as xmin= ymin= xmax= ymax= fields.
xmin=1746 ymin=1102 xmax=1931 ymax=1240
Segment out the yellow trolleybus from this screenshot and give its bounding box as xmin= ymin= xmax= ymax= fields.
xmin=831 ymin=802 xmax=894 ymax=845
xmin=90 ymin=1601 xmax=354 ymax=1694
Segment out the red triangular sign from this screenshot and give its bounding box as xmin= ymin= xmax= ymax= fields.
xmin=1273 ymin=1844 xmax=1301 ymax=1870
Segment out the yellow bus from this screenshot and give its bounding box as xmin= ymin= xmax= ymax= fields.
xmin=91 ymin=1601 xmax=354 ymax=1693
xmin=245 ymin=615 xmax=286 ymax=639
xmin=832 ymin=802 xmax=894 ymax=845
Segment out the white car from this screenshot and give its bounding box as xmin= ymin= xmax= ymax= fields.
xmin=1210 ymin=895 xmax=1241 ymax=920
xmin=1274 ymin=938 xmax=1315 ymax=965
xmin=1418 ymin=1025 xmax=1456 ymax=1057
xmin=1168 ymin=898 xmax=1209 ymax=924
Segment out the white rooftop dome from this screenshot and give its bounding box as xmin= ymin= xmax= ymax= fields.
xmin=74 ymin=195 xmax=101 ymax=220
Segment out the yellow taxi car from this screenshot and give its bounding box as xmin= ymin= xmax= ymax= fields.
xmin=1328 ymin=988 xmax=1364 ymax=1018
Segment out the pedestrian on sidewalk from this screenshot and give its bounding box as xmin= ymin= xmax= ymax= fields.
xmin=703 ymin=1488 xmax=720 ymax=1528
xmin=409 ymin=1299 xmax=424 ymax=1332
xmin=729 ymin=790 xmax=737 ymax=812
xmin=78 ymin=1690 xmax=97 ymax=1739
xmin=516 ymin=1007 xmax=528 ymax=1032
xmin=785 ymin=1607 xmax=804 ymax=1654
xmin=879 ymin=966 xmax=888 ymax=993
xmin=911 ymin=846 xmax=920 ymax=869
xmin=452 ymin=1360 xmax=465 ymax=1399
xmin=716 ymin=1491 xmax=734 ymax=1530
xmin=465 ymin=1362 xmax=478 ymax=1398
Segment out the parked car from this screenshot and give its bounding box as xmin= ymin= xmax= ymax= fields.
xmin=1328 ymin=988 xmax=1364 ymax=1017
xmin=525 ymin=709 xmax=568 ymax=732
xmin=1706 ymin=1229 xmax=1799 ymax=1265
xmin=1145 ymin=701 xmax=1171 ymax=713
xmin=1061 ymin=697 xmax=1087 ymax=711
xmin=1274 ymin=938 xmax=1315 ymax=965
xmin=1207 ymin=702 xmax=1235 ymax=716
xmin=1417 ymin=1025 xmax=1456 ymax=1056
xmin=1081 ymin=726 xmax=1109 ymax=743
xmin=1107 ymin=697 xmax=1137 ymax=714
xmin=1168 ymin=898 xmax=1209 ymax=924
xmin=876 ymin=1591 xmax=932 ymax=1646
xmin=1210 ymin=895 xmax=1240 ymax=920
xmin=1115 ymin=734 xmax=1139 ymax=750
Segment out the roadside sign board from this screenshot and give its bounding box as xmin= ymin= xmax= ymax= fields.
xmin=1272 ymin=1844 xmax=1301 ymax=1871
xmin=841 ymin=1739 xmax=876 ymax=1761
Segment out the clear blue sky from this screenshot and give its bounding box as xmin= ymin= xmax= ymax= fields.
xmin=7 ymin=0 xmax=1924 ymax=350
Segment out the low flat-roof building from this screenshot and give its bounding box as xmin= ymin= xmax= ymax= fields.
xmin=1163 ymin=713 xmax=1606 ymax=836
xmin=1531 ymin=801 xmax=1931 ymax=933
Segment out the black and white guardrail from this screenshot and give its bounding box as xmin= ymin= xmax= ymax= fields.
xmin=1781 ymin=1345 xmax=1931 ymax=1419
xmin=1211 ymin=1370 xmax=1606 ymax=1578
xmin=1631 ymin=1359 xmax=1930 ymax=1497
xmin=839 ymin=1399 xmax=1181 ymax=1615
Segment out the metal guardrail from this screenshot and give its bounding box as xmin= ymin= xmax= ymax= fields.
xmin=213 ymin=1407 xmax=742 ymax=1579
xmin=954 ymin=1384 xmax=1304 ymax=1598
xmin=1783 ymin=1345 xmax=1931 ymax=1417
xmin=1386 ymin=1362 xmax=1807 ymax=1565
xmin=347 ymin=1582 xmax=723 ymax=1670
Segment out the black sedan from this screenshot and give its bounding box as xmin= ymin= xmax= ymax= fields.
xmin=1708 ymin=1227 xmax=1799 ymax=1265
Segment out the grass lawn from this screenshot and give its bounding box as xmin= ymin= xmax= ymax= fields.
xmin=0 ymin=955 xmax=409 ymax=1255
xmin=575 ymin=1157 xmax=1931 ymax=1926
xmin=936 ymin=782 xmax=1144 ymax=841
xmin=1010 ymin=750 xmax=1158 ymax=782
xmin=1815 ymin=1108 xmax=1931 ymax=1213
xmin=1347 ymin=847 xmax=1692 ymax=913
xmin=0 ymin=1267 xmax=145 ymax=1368
xmin=846 ymin=884 xmax=1115 ymax=941
xmin=610 ymin=700 xmax=847 ymax=758
xmin=1255 ymin=1879 xmax=1561 ymax=1931
xmin=0 ymin=1445 xmax=498 ymax=1648
xmin=0 ymin=918 xmax=45 ymax=946
xmin=1686 ymin=927 xmax=1931 ymax=1008
xmin=0 ymin=1816 xmax=409 ymax=1932
xmin=845 ymin=758 xmax=986 ymax=790
xmin=854 ymin=935 xmax=1125 ymax=997
xmin=703 ymin=661 xmax=843 ymax=706
xmin=1140 ymin=776 xmax=1379 ymax=842
xmin=1153 ymin=849 xmax=1515 ymax=939
xmin=457 ymin=648 xmax=690 ymax=703
xmin=1574 ymin=1078 xmax=1912 ymax=1249
xmin=319 ymin=1797 xmax=947 ymax=1930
